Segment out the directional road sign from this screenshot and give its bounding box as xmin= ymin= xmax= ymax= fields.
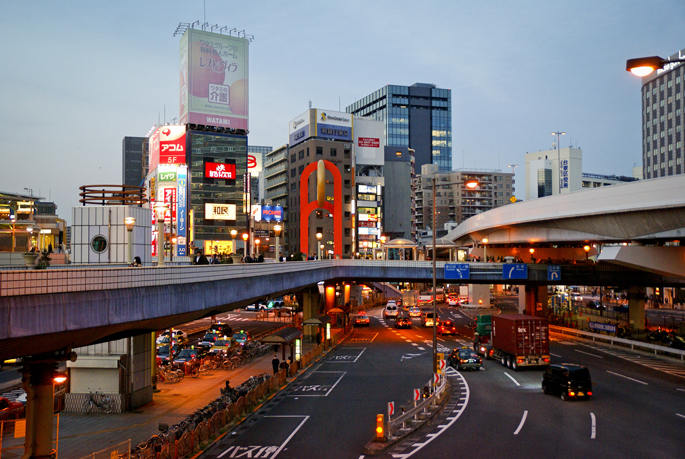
xmin=503 ymin=263 xmax=528 ymax=280
xmin=547 ymin=265 xmax=561 ymax=282
xmin=444 ymin=263 xmax=470 ymax=280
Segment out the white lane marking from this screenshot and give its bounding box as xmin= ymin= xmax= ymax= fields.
xmin=550 ymin=353 xmax=562 ymax=357
xmin=218 ymin=415 xmax=309 ymax=458
xmin=513 ymin=410 xmax=528 ymax=435
xmin=676 ymin=413 xmax=685 ymax=419
xmin=411 ymin=343 xmax=419 ymax=346
xmin=504 ymin=372 xmax=520 ymax=386
xmin=590 ymin=412 xmax=596 ymax=439
xmin=574 ymin=349 xmax=604 ymax=359
xmin=607 ymin=370 xmax=648 ymax=385
xmin=392 ymin=372 xmax=470 ymax=458
xmin=677 ymin=388 xmax=685 ymax=392
xmin=417 ymin=347 xmax=426 ymax=350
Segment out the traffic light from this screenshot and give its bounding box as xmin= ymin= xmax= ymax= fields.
xmin=375 ymin=414 xmax=385 ymax=441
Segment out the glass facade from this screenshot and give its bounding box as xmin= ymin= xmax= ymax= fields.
xmin=188 ymin=131 xmax=248 ymax=242
xmin=122 ymin=137 xmax=145 ymax=187
xmin=347 ymin=83 xmax=452 ymax=171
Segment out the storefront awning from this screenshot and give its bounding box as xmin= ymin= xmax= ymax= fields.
xmin=327 ymin=307 xmax=344 ymax=314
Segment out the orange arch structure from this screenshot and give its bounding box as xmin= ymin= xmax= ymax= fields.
xmin=300 ymin=160 xmax=343 ymax=258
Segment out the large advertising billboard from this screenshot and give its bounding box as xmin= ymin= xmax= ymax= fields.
xmin=354 ymin=117 xmax=384 ymax=166
xmin=180 ymin=29 xmax=249 ymax=130
xmin=315 ymin=109 xmax=352 ymax=142
xmin=289 ymin=110 xmax=311 ymax=147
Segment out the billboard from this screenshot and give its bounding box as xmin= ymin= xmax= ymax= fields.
xmin=354 ymin=117 xmax=384 ymax=166
xmin=315 ymin=109 xmax=352 ymax=142
xmin=205 ymin=203 xmax=236 ymax=220
xmin=252 ymin=205 xmax=283 ymax=222
xmin=179 ymin=29 xmax=249 ymax=130
xmin=205 ymin=162 xmax=236 ymax=180
xmin=289 ymin=110 xmax=311 ymax=147
xmin=149 ymin=125 xmax=187 ymax=172
xmin=177 ymin=166 xmax=188 ymax=256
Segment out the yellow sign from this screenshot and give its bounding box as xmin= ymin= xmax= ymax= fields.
xmin=204 ymin=240 xmax=236 ymax=255
xmin=510 ymin=196 xmax=517 ymax=203
xmin=14 ymin=419 xmax=26 ymax=438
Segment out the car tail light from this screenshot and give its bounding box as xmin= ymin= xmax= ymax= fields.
xmin=517 ymin=358 xmax=524 ymax=363
xmin=568 ymin=391 xmax=576 ymax=397
xmin=587 ymin=391 xmax=592 ymax=396
xmin=543 ymin=357 xmax=550 ymax=363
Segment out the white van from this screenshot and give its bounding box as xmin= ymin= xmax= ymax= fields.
xmin=383 ymin=302 xmax=399 ymax=319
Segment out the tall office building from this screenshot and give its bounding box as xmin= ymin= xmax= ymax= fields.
xmin=346 ymin=83 xmax=452 ymax=172
xmin=640 ymin=47 xmax=685 ymax=179
xmin=122 ymin=137 xmax=146 ymax=187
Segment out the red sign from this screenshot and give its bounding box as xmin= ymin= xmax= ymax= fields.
xmin=164 ymin=188 xmax=176 ymax=223
xmin=205 ymin=162 xmax=236 ymax=180
xmin=358 ymin=137 xmax=380 ymax=148
xmin=358 ymin=221 xmax=376 ymax=228
xmin=159 ymin=126 xmax=187 ymax=165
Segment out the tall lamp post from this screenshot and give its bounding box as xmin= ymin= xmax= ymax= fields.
xmin=432 ymin=175 xmax=478 ymax=374
xmin=316 ymin=232 xmax=323 ymax=260
xmin=124 ymin=217 xmax=135 ymax=264
xmin=482 ymin=238 xmax=488 ymax=262
xmin=153 ymin=202 xmax=169 ymax=267
xmin=626 ymin=55 xmax=685 ymax=77
xmin=255 ymin=238 xmax=261 ymax=258
xmin=583 ymin=244 xmax=590 ymax=263
xmin=274 ymin=224 xmax=282 ymax=261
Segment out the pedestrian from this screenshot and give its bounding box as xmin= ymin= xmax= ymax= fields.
xmin=211 ymin=254 xmax=219 ymax=265
xmin=48 ymin=243 xmax=53 ymax=253
xmin=316 ymin=332 xmax=322 ymax=346
xmin=271 ymin=355 xmax=280 ymax=374
xmin=130 ymin=256 xmax=142 ymax=267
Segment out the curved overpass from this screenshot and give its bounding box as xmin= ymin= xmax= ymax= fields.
xmin=447 ymin=174 xmax=685 ymax=246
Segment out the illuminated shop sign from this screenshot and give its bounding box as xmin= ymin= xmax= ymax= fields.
xmin=205 ymin=203 xmax=236 ymax=220
xmin=205 ymin=162 xmax=236 ymax=179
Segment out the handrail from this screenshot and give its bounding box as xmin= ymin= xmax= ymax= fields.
xmin=550 ymin=325 xmax=685 ymax=361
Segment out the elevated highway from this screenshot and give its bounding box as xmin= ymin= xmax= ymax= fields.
xmin=1 ymin=260 xmax=683 ymax=361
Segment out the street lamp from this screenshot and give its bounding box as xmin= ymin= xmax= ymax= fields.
xmin=255 ymin=238 xmax=261 ymax=256
xmin=482 ymin=238 xmax=488 ymax=262
xmin=274 ymin=224 xmax=282 ymax=261
xmin=153 ymin=202 xmax=169 ymax=266
xmin=316 ymin=232 xmax=323 ymax=260
xmin=124 ymin=216 xmax=135 ymax=264
xmin=242 ymin=232 xmax=249 ymax=257
xmin=552 ymin=131 xmax=565 ymax=193
xmin=230 ymin=229 xmax=237 ymax=254
xmin=584 ymin=244 xmax=590 ymax=263
xmin=626 ymin=55 xmax=685 ymax=77
xmin=529 ymin=247 xmax=535 ymax=262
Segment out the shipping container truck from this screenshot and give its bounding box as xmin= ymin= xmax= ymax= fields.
xmin=402 ymin=290 xmax=419 ymax=308
xmin=474 ymin=314 xmax=550 ymax=371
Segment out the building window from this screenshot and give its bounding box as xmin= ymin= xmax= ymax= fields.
xmin=290 ymin=168 xmax=296 ymax=177
xmin=299 ymin=150 xmax=305 ymax=159
xmin=298 ymin=165 xmax=304 ymax=174
xmin=307 ymin=148 xmax=310 ymax=157
xmin=291 ymin=154 xmax=296 ymax=163
xmin=316 ymin=146 xmax=323 ymax=155
xmin=330 ymin=148 xmax=337 ymax=157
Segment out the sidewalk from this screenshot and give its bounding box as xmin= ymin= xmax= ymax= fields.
xmin=57 ymin=340 xmax=324 ymax=458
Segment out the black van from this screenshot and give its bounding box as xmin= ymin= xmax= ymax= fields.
xmin=208 ymin=322 xmax=233 ymax=337
xmin=542 ymin=363 xmax=592 ymax=401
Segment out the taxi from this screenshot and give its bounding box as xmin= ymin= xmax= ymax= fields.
xmin=232 ymin=330 xmax=252 ymax=346
xmin=209 ymin=337 xmax=235 ymax=355
xmin=355 ymin=311 xmax=370 ymax=326
xmin=408 ymin=306 xmax=422 ymax=318
xmin=448 ymin=347 xmax=482 ymax=371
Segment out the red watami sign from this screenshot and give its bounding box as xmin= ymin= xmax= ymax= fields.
xmin=205 ymin=162 xmax=236 ymax=179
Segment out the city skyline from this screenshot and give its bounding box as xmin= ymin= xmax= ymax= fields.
xmin=1 ymin=0 xmax=684 ymax=223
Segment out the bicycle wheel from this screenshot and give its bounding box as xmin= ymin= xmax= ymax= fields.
xmin=83 ymin=399 xmax=94 ymax=414
xmin=191 ymin=367 xmax=200 ymax=378
xmin=168 ymin=372 xmax=180 ymax=384
xmin=101 ymin=397 xmax=115 ymax=414
xmin=175 ymin=369 xmax=185 ymax=381
xmin=221 ymin=360 xmax=232 ymax=371
xmin=199 ymin=365 xmax=210 ymax=376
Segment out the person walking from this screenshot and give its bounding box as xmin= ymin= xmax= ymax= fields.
xmin=271 ymin=355 xmax=280 ymax=375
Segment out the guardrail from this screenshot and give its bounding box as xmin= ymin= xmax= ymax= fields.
xmin=387 ymin=375 xmax=448 ymax=437
xmin=550 ymin=325 xmax=685 ymax=361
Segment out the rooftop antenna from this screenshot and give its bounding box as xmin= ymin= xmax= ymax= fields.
xmin=309 ymin=100 xmax=312 ymax=109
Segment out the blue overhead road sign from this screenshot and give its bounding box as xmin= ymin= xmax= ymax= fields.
xmin=503 ymin=263 xmax=528 ymax=280
xmin=444 ymin=263 xmax=470 ymax=280
xmin=548 ymin=265 xmax=561 ymax=281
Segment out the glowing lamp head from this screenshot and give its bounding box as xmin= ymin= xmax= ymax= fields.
xmin=529 ymin=248 xmax=535 ymax=254
xmin=626 ymin=56 xmax=665 ymax=77
xmin=124 ymin=216 xmax=135 ymax=231
xmin=316 ymin=232 xmax=323 ymax=241
xmin=230 ymin=229 xmax=237 ymax=238
xmin=242 ymin=233 xmax=249 ymax=242
xmin=583 ymin=245 xmax=591 ymax=253
xmin=465 ymin=179 xmax=478 ymax=189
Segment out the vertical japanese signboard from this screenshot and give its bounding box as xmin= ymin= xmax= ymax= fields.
xmin=177 ymin=166 xmax=187 ymax=256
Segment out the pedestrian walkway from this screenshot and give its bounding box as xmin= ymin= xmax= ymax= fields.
xmin=54 ymin=338 xmax=328 ymax=459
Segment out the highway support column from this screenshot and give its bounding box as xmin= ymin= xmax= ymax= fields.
xmin=22 ymin=360 xmax=58 ymax=459
xmin=628 ymin=286 xmax=646 ymax=330
xmin=524 ymin=285 xmax=548 ymax=317
xmin=301 ymin=287 xmax=320 ymax=342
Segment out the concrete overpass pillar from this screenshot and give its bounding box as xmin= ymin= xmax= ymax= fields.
xmin=469 ymin=284 xmax=490 ymax=306
xmin=628 ymin=286 xmax=646 ymax=330
xmin=302 ymin=289 xmax=321 ymax=342
xmin=22 ymin=360 xmax=59 ymax=459
xmin=524 ymin=285 xmax=548 ymax=317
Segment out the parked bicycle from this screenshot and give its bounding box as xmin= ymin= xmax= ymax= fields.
xmin=83 ymin=391 xmax=114 ymax=414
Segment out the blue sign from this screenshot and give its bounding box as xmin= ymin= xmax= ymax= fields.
xmin=503 ymin=263 xmax=528 ymax=280
xmin=444 ymin=263 xmax=470 ymax=280
xmin=261 ymin=205 xmax=284 ymax=222
xmin=547 ymin=265 xmax=561 ymax=282
xmin=176 ymin=168 xmax=187 ymax=257
xmin=317 ymin=123 xmax=352 ymax=141
xmin=589 ymin=321 xmax=616 ymax=334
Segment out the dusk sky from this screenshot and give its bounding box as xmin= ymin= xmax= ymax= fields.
xmin=1 ymin=1 xmax=683 ymax=224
